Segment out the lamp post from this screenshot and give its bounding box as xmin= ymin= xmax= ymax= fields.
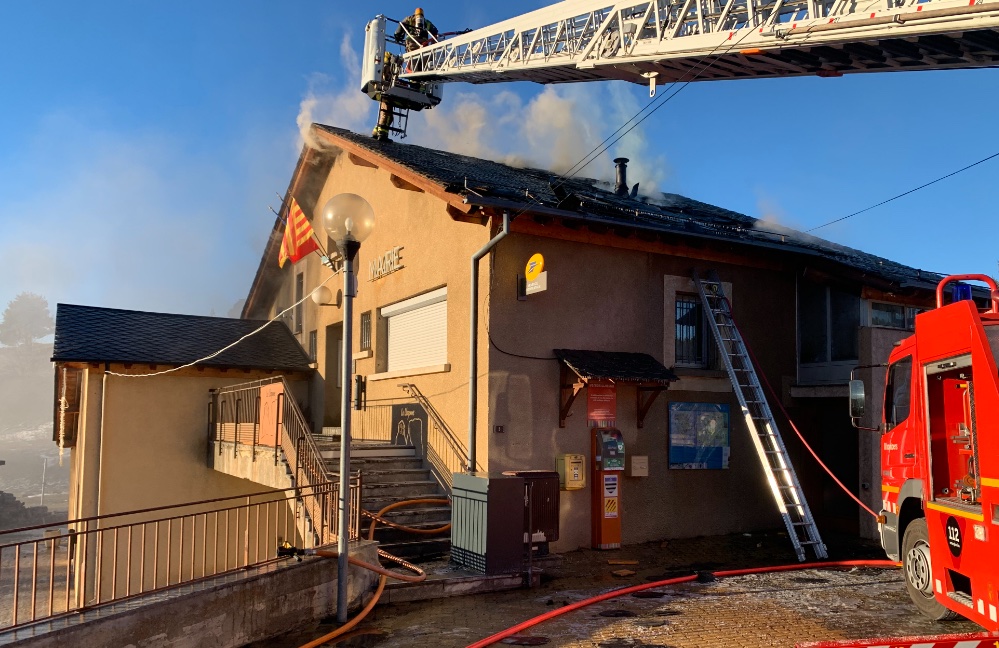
xmin=320 ymin=193 xmax=375 ymax=624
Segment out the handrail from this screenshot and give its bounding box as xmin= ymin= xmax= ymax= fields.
xmin=211 ymin=377 xmax=361 ymax=546
xmin=0 ymin=481 xmax=357 ymax=632
xmin=399 ymin=384 xmax=482 ymax=488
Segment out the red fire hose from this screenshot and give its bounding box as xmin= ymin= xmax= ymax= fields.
xmin=465 ymin=560 xmax=900 ymax=648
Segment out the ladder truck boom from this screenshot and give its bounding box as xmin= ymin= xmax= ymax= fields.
xmin=400 ymin=0 xmax=999 ymax=87
xmin=361 ymin=0 xmax=999 ymax=137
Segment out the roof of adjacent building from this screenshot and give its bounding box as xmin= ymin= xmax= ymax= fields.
xmin=555 ymin=349 xmax=679 ymax=385
xmin=310 ymin=124 xmax=943 ymax=292
xmin=52 ymin=303 xmax=312 ymax=371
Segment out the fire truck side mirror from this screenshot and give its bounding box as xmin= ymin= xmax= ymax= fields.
xmin=848 ymin=379 xmax=866 ymax=421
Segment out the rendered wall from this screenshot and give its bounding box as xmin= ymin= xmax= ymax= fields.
xmin=260 ymin=150 xmax=492 ymax=475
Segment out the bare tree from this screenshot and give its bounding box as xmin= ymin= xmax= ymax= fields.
xmin=0 ymin=293 xmax=53 ymax=347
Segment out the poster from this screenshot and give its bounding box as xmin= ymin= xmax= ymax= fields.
xmin=587 ymin=380 xmax=617 ymax=426
xmin=668 ymin=402 xmax=730 ymax=469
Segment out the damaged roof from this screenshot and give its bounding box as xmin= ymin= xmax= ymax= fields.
xmin=313 ymin=124 xmax=943 ymax=291
xmin=52 ymin=304 xmax=311 ymax=372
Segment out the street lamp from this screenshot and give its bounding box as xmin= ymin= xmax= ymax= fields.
xmin=320 ymin=192 xmax=375 ymax=623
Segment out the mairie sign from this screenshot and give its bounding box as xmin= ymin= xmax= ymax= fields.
xmin=369 ymin=246 xmax=404 ymax=282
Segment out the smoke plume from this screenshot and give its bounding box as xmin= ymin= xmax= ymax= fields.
xmin=299 ymin=36 xmax=670 ymax=193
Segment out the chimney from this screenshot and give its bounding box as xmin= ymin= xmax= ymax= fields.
xmin=613 ymin=157 xmax=629 ymax=197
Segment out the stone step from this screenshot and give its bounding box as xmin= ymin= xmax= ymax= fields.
xmin=318 ymin=444 xmax=416 ymax=460
xmin=361 ymin=480 xmax=443 ymax=499
xmin=377 ymin=505 xmax=452 ymax=524
xmin=371 ymin=520 xmax=451 ymax=544
xmin=377 ymin=537 xmax=450 ymax=563
xmin=362 ymin=497 xmax=451 ymax=517
xmin=328 ymin=456 xmax=425 ymax=472
xmin=351 ymin=468 xmax=432 ymax=484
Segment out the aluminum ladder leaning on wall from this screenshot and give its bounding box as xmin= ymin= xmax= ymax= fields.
xmin=693 ymin=270 xmax=827 ymax=562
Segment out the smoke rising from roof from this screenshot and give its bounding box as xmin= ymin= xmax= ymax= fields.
xmin=297 ymin=34 xmax=373 ymax=149
xmin=411 ymin=84 xmax=670 ymax=195
xmin=296 ymin=36 xmax=669 ymax=194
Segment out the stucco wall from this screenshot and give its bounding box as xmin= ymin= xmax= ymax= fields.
xmin=486 ymin=232 xmax=799 ymax=550
xmin=68 ymin=365 xmax=310 ymax=520
xmin=262 ymin=151 xmax=492 ymax=470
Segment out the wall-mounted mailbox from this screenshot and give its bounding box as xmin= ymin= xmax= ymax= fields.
xmin=556 ymin=454 xmax=586 ymax=490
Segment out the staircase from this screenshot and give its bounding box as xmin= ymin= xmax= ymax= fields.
xmin=315 ymin=438 xmax=451 ymax=561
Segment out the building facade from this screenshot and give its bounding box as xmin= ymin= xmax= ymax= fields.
xmin=243 ymin=125 xmax=942 ymax=551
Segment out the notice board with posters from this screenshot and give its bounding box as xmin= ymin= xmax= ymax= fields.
xmin=668 ymin=402 xmax=730 ymax=469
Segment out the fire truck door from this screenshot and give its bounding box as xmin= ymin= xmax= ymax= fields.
xmin=882 ymin=355 xmax=916 ymax=481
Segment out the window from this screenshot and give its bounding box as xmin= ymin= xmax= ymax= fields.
xmin=308 ymin=330 xmax=317 ymax=362
xmin=294 ymin=273 xmax=304 ymax=334
xmin=675 ymin=295 xmax=716 ymax=368
xmin=883 ymin=355 xmax=912 ymax=432
xmin=797 ymin=279 xmax=861 ymax=364
xmin=381 ymin=287 xmax=447 ymax=373
xmin=871 ymin=303 xmax=925 ymax=331
xmin=360 ymin=311 xmax=372 ymax=351
xmin=871 ymin=302 xmax=905 ymax=329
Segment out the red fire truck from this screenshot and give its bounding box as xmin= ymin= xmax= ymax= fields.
xmin=850 ymin=274 xmax=999 ymax=629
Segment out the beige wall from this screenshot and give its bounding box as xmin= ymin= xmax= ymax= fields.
xmin=263 ymin=151 xmax=492 ymax=468
xmin=253 ymin=144 xmax=901 ymax=553
xmin=487 ymin=232 xmax=800 ymax=550
xmin=67 ymin=364 xmax=308 ymax=520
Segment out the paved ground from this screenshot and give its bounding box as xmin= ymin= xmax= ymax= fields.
xmin=259 ymin=531 xmax=980 ymax=648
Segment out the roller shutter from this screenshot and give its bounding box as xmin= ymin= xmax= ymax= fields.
xmin=382 ymin=288 xmax=447 ymax=372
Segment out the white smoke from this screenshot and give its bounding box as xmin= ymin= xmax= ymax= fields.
xmin=300 ymin=36 xmax=671 ymax=193
xmin=296 ymin=33 xmax=373 ymax=149
xmin=409 ymin=83 xmax=669 ymax=194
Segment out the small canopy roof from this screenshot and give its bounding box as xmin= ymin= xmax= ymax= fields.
xmin=554 ymin=349 xmax=678 ymax=429
xmin=554 ymin=349 xmax=679 ymax=385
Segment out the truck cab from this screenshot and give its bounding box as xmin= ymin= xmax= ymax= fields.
xmin=856 ymin=274 xmax=999 ymax=628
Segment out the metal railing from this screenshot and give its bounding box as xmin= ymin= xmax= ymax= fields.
xmin=0 ymin=481 xmax=360 ymax=633
xmin=399 ymin=384 xmax=481 ymax=489
xmin=211 ymin=377 xmax=362 ymax=546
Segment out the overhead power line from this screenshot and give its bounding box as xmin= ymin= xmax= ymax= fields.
xmin=806 ymin=150 xmax=999 ymax=233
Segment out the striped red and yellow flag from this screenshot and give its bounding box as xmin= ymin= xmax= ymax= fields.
xmin=278 ymin=197 xmax=320 ymax=268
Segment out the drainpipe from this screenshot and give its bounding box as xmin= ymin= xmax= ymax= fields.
xmin=468 ymin=211 xmax=510 ymax=473
xmin=95 ymin=364 xmax=109 ymax=518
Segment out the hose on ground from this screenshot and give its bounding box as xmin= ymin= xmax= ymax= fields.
xmin=465 ymin=559 xmax=901 ymax=648
xmin=296 ymin=497 xmax=450 ymax=648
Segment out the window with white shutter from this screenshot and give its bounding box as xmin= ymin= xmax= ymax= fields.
xmin=381 ymin=287 xmax=447 ymax=373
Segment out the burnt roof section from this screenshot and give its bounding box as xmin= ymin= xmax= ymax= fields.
xmin=314 ymin=124 xmax=943 ymax=291
xmin=555 ymin=349 xmax=679 ymax=385
xmin=52 ymin=304 xmax=311 ymax=372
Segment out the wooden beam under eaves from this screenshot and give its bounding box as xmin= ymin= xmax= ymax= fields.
xmin=347 ymin=152 xmax=378 ymax=168
xmin=559 ymin=363 xmax=586 ymax=428
xmin=390 ymin=174 xmax=424 ymax=192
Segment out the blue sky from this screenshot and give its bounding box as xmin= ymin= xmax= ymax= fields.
xmin=1 ymin=1 xmax=996 ymax=317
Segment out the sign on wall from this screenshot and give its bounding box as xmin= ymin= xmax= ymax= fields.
xmin=587 ymin=380 xmax=617 ymax=426
xmin=524 ymin=253 xmax=547 ymax=296
xmin=369 ymin=246 xmax=404 ymax=281
xmin=668 ymin=402 xmax=730 ymax=469
xmin=391 ymin=403 xmax=427 ymax=455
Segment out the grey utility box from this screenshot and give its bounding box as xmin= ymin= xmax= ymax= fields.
xmin=451 ymin=472 xmax=524 ymax=575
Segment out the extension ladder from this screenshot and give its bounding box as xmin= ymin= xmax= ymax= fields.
xmin=693 ymin=270 xmax=827 ymax=561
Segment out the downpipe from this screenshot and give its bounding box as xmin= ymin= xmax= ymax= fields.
xmin=468 ymin=211 xmax=510 ymax=473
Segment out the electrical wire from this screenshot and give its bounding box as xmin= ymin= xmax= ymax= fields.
xmin=805 ymin=150 xmax=999 ymax=233
xmin=106 ymin=270 xmax=339 ymax=378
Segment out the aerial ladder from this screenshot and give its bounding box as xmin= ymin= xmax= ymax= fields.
xmin=357 ymin=0 xmax=999 ymax=558
xmin=362 ymin=0 xmax=999 ymax=137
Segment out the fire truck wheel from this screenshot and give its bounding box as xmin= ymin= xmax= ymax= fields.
xmin=901 ymin=518 xmax=957 ymax=621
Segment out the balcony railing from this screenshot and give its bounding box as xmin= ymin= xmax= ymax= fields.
xmin=0 ymin=481 xmax=359 ymax=633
